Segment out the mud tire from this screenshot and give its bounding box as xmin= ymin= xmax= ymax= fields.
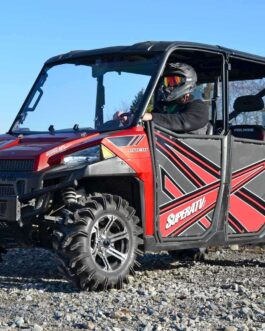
xmin=52 ymin=194 xmax=143 ymax=290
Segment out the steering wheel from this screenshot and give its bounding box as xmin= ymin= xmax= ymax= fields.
xmin=118 ymin=112 xmax=134 ymax=125
xmin=97 ymin=119 xmax=121 ymax=130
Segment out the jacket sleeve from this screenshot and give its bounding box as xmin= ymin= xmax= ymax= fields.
xmin=152 ymin=100 xmax=209 ymax=133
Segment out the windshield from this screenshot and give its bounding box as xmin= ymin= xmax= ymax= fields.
xmin=11 ymin=55 xmax=159 ymax=134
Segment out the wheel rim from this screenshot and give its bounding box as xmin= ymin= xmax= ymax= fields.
xmin=90 ymin=214 xmax=130 ymax=272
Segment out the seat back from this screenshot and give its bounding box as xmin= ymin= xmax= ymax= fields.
xmin=230 ymin=125 xmax=265 ymax=140
xmin=230 ymin=94 xmax=265 ymax=140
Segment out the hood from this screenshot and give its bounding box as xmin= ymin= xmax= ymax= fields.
xmin=0 ymin=127 xmax=145 ymax=171
xmin=0 ymin=132 xmax=102 ymax=171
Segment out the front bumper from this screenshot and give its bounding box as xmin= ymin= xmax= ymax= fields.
xmin=0 ymin=157 xmax=135 ymax=223
xmin=0 ymin=165 xmax=62 ymax=222
xmin=0 ymin=162 xmax=96 ymax=222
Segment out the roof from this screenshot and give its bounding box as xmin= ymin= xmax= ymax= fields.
xmin=45 ymin=41 xmax=265 ymax=66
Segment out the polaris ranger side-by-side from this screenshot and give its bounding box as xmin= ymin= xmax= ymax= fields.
xmin=0 ymin=42 xmax=264 ymax=290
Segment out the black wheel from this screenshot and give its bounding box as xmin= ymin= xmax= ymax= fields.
xmin=52 ymin=194 xmax=143 ymax=290
xmin=169 ymin=248 xmax=208 ymax=261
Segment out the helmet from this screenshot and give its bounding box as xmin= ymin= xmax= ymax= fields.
xmin=160 ymin=63 xmax=197 ymax=103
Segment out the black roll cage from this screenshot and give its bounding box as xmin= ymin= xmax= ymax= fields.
xmin=8 ymin=41 xmax=265 ymax=136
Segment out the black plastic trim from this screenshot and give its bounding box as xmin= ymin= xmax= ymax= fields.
xmin=145 ymin=121 xmax=159 ymax=241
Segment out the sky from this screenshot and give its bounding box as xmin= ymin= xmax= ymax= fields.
xmin=0 ymin=0 xmax=265 ymax=132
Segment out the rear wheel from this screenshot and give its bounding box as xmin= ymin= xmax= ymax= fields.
xmin=52 ymin=194 xmax=143 ymax=290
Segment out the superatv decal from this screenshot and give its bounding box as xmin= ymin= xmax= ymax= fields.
xmin=155 ymin=131 xmax=265 ymax=238
xmin=166 ymin=196 xmax=206 ymax=230
xmin=160 ymin=180 xmax=220 ymax=237
xmin=156 ymin=131 xmax=220 ymax=237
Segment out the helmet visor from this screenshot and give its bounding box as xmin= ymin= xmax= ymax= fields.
xmin=163 ymin=75 xmax=184 ymax=88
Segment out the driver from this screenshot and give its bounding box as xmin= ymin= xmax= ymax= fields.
xmin=142 ymin=63 xmax=209 ymax=134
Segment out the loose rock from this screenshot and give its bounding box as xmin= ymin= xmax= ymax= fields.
xmin=0 ymin=246 xmax=263 ymax=331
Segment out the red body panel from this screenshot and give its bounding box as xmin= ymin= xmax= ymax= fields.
xmin=2 ymin=127 xmax=264 ymax=240
xmin=0 ymin=128 xmax=155 ymax=236
xmin=102 ymin=127 xmax=154 ymax=235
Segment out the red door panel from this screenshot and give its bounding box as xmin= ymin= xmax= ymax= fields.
xmin=228 ymin=138 xmax=265 ymax=236
xmin=155 ymin=129 xmax=223 ymax=240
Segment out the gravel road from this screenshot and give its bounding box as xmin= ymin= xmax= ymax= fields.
xmin=0 ymin=246 xmax=264 ymax=331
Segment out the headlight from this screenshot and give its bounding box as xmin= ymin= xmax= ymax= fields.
xmin=63 ymin=145 xmax=115 ymax=166
xmin=63 ymin=146 xmax=100 ymax=166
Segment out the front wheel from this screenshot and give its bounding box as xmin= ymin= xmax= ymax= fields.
xmin=52 ymin=194 xmax=143 ymax=290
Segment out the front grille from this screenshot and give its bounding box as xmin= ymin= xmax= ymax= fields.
xmin=0 ymin=159 xmax=34 ymax=172
xmin=0 ymin=185 xmax=15 ymax=197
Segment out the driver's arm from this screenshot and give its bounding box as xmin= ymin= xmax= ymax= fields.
xmin=143 ymin=100 xmax=208 ymax=133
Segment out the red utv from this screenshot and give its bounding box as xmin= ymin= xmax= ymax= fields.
xmin=0 ymin=42 xmax=264 ymax=290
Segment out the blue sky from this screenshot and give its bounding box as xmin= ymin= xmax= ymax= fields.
xmin=0 ymin=0 xmax=264 ymax=132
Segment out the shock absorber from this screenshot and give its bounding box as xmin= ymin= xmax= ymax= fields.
xmin=62 ymin=187 xmax=77 ymax=205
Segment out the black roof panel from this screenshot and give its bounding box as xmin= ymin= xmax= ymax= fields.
xmin=45 ymin=41 xmax=265 ymax=66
